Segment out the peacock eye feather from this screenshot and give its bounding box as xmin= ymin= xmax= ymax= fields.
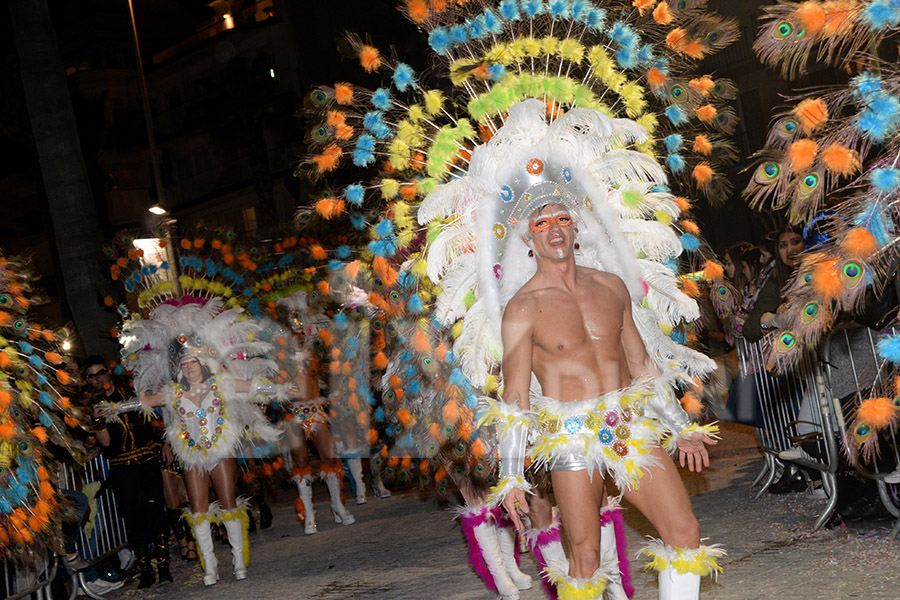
xmin=777 ymin=22 xmax=792 ymax=37
xmin=0 ymin=295 xmax=9 ymax=306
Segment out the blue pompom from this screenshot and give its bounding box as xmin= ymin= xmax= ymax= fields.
xmin=610 ymin=21 xmax=637 ymax=48
xmin=333 ymin=312 xmax=349 ymax=331
xmin=374 ymin=407 xmax=385 ymax=423
xmin=584 ymin=7 xmax=606 ymax=30
xmin=428 ymin=27 xmax=451 ymax=54
xmin=680 ymin=233 xmax=700 ymax=252
xmin=876 ymin=332 xmax=900 ymax=364
xmin=385 ymin=424 xmax=396 ymax=437
xmin=869 ymin=167 xmax=900 ymax=194
xmin=356 ymin=134 xmax=375 ymax=152
xmin=482 ymin=8 xmax=503 ymax=33
xmin=375 ymin=219 xmax=395 ymax=238
xmin=571 ymin=0 xmax=589 ymax=21
xmin=345 ymin=184 xmax=365 ymax=206
xmin=547 ymin=0 xmax=571 ymax=19
xmin=466 ymin=16 xmax=486 ymax=39
xmin=664 ymin=134 xmax=683 ymax=153
xmin=853 ymin=204 xmax=894 ymax=248
xmin=466 ymin=393 xmax=478 ymax=408
xmin=18 ymin=341 xmax=33 ymax=354
xmin=498 ymin=0 xmax=520 ymax=20
xmin=37 ymin=373 xmax=48 ymax=384
xmin=521 ymin=0 xmax=543 ymax=17
xmin=615 ymin=47 xmax=637 ymax=70
xmin=671 ymin=329 xmax=687 ymax=344
xmin=636 ymin=44 xmax=655 ymax=67
xmin=488 ymin=64 xmax=507 ymax=81
xmin=38 ymin=391 xmax=53 ymax=406
xmin=851 ymin=71 xmax=882 ymax=101
xmin=327 ymin=259 xmax=343 ymax=272
xmin=371 ymin=88 xmax=392 ymax=111
xmin=392 ymin=63 xmax=415 ymax=92
xmin=352 ymin=149 xmax=375 ymax=167
xmin=863 ymin=0 xmax=900 ymax=30
xmin=398 ymin=433 xmax=415 ymax=449
xmin=407 ymin=294 xmax=425 ymax=313
xmin=0 ymin=499 xmax=11 ymax=514
xmin=336 ymin=245 xmax=351 ymax=259
xmin=408 ymin=380 xmax=421 ymax=395
xmin=449 ymin=368 xmax=467 ymax=387
xmin=405 ymin=364 xmax=416 ymax=378
xmin=39 ymin=411 xmax=52 ymax=427
xmin=665 ymin=104 xmax=688 ymax=126
xmin=665 ymin=154 xmax=686 ymax=173
xmin=445 ymin=349 xmax=455 ymax=362
xmin=350 ymin=213 xmax=366 ymax=230
xmin=448 ymin=24 xmax=469 ymax=44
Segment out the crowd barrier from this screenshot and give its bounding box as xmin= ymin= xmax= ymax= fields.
xmin=738 ymin=322 xmax=900 ymax=535
xmin=1 ymin=454 xmax=130 ymax=600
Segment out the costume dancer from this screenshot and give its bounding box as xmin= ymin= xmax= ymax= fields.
xmin=424 ymin=101 xmax=724 ymax=599
xmin=103 ymin=297 xmax=294 ymax=586
xmin=277 ymin=291 xmax=356 ymax=533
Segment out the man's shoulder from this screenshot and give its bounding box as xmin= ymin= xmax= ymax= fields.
xmin=581 ymin=267 xmax=627 ymax=291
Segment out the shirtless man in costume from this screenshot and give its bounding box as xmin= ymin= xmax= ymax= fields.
xmin=499 ymin=204 xmax=719 ymax=600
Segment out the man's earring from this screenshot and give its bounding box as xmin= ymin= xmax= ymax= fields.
xmin=574 ymin=242 xmax=580 ymax=250
xmin=528 ymin=249 xmax=534 ymax=257
xmin=574 ymin=226 xmax=579 ymax=233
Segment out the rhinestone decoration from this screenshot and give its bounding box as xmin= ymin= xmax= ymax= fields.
xmin=526 ymin=158 xmax=544 ymax=175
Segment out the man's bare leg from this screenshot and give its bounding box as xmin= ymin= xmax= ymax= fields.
xmin=621 ymin=446 xmax=723 ymax=599
xmin=551 ymin=470 xmax=606 ymax=577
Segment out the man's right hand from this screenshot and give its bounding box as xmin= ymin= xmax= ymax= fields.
xmin=501 ymin=488 xmax=530 ymax=530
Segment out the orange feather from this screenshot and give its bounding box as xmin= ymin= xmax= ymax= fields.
xmin=703 ymin=260 xmax=725 ymax=281
xmin=840 ymin=227 xmax=878 ymax=259
xmin=695 ymin=105 xmax=717 ymax=123
xmin=633 ymin=0 xmax=654 ymax=14
xmin=652 ymin=1 xmax=673 ymax=24
xmin=821 ymin=144 xmax=860 ymax=176
xmin=793 ymin=98 xmax=828 ymax=134
xmin=693 ymin=135 xmax=713 ymax=155
xmin=692 ymin=163 xmax=714 ymax=185
xmin=312 ymin=144 xmax=342 ymax=174
xmin=334 ymin=83 xmax=354 ymax=105
xmin=811 ymin=257 xmax=842 ymax=299
xmin=359 ymin=45 xmax=381 ymax=73
xmin=689 ymin=77 xmax=715 ymax=96
xmin=646 ymin=67 xmax=667 ymax=90
xmin=857 ymin=397 xmax=897 ymax=430
xmin=373 ymin=351 xmax=388 ymax=370
xmin=787 ymin=139 xmax=818 ymax=171
xmin=794 ymin=1 xmax=826 ymax=33
xmin=406 ymin=0 xmax=430 ymax=22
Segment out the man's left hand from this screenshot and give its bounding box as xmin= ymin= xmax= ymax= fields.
xmin=676 ymin=432 xmax=717 ymax=473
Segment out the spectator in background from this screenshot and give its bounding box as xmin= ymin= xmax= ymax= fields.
xmin=722 ymin=242 xmax=752 ymax=295
xmin=83 ymin=356 xmax=172 ymax=588
xmin=732 ymin=246 xmax=777 ymax=343
xmin=760 ymin=228 xmax=806 ymax=331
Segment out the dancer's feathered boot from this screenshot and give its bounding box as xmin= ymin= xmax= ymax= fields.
xmin=494 ymin=508 xmax=533 ymax=592
xmin=292 ymin=465 xmax=317 ymax=534
xmin=458 ymin=504 xmax=521 ymax=600
xmin=639 ymin=538 xmax=725 ymax=600
xmin=321 ymin=463 xmax=355 ymax=525
xmin=521 ymin=510 xmax=567 ymax=600
xmin=185 ymin=505 xmax=219 ymax=586
xmin=346 ymin=456 xmax=367 ymax=504
xmin=220 ymin=501 xmax=250 ymax=581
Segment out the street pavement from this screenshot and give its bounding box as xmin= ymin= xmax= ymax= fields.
xmin=108 ymin=423 xmax=900 ymax=599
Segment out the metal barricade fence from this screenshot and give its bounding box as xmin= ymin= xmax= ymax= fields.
xmin=1 ymin=555 xmax=55 ymax=600
xmin=57 ymin=455 xmax=129 ymax=600
xmin=735 ymin=335 xmax=841 ymax=530
xmin=820 ymin=324 xmax=900 ymax=538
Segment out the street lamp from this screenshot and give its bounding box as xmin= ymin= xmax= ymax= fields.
xmin=148 ymin=204 xmax=167 ymax=215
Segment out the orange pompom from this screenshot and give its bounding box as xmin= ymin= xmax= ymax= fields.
xmin=675 ymin=196 xmax=693 ymax=213
xmin=312 ymin=144 xmax=342 ymax=174
xmin=242 ymin=471 xmax=256 ymax=484
xmin=0 ymin=352 xmax=10 ymax=370
xmin=434 ymin=465 xmax=447 ymax=483
xmin=822 ymin=1 xmax=855 ymax=36
xmin=373 ymin=351 xmax=388 ymax=370
xmin=681 ymin=40 xmax=706 ymax=59
xmin=366 ymin=428 xmax=379 ymax=444
xmin=429 ymin=422 xmax=442 ymax=440
xmin=632 ymin=0 xmax=654 ymax=14
xmin=58 ymin=396 xmax=71 ymax=410
xmin=39 ymin=480 xmax=54 ymax=499
xmin=840 ymin=227 xmax=878 ymax=259
xmin=318 ymin=329 xmax=333 ymax=346
xmin=103 ymin=296 xmax=114 ymax=307
xmin=787 ymin=139 xmax=818 ymax=172
xmin=689 ymin=77 xmax=715 ymax=96
xmin=419 ymin=459 xmax=430 ymax=473
xmin=56 ymin=369 xmax=72 ymax=385
xmin=821 ymin=144 xmax=860 ymax=176
xmin=389 ymin=374 xmax=402 ymax=389
xmin=794 ymin=1 xmax=827 ymax=33
xmin=470 ymin=438 xmax=486 ymax=458
xmin=359 ymin=45 xmax=381 ymax=73
xmin=646 ymin=67 xmax=667 ymax=90
xmin=355 ymin=411 xmax=369 ymax=427
xmin=0 ymin=390 xmax=10 ymax=410
xmin=310 ymin=244 xmax=327 ymax=260
xmin=680 ymin=391 xmax=704 ymax=417
xmin=64 ymin=415 xmax=80 ymax=428
xmin=31 ymin=426 xmax=48 ymax=443
xmin=315 ymin=198 xmax=346 ymax=219
xmin=44 ymin=351 xmax=63 ymax=365
xmin=681 ymin=278 xmax=701 ymax=299
xmin=442 ymin=400 xmax=460 ymax=425
xmin=695 ymin=104 xmax=717 ymax=123
xmin=693 ymin=135 xmax=713 ymax=155
xmin=110 ymin=328 xmax=119 ymax=338
xmin=793 ymin=98 xmax=828 ymax=134
xmin=334 ymin=83 xmax=354 ymax=105
xmin=811 ymin=257 xmax=842 ymax=299
xmin=372 ymin=256 xmax=398 ymax=287
xmin=0 ymin=422 xmax=15 ymax=440
xmin=680 ymin=219 xmax=700 ymax=235
xmin=317 ymin=280 xmax=329 ymax=297
xmin=666 ymin=28 xmax=689 ymax=51
xmin=397 ymin=409 xmax=414 ymax=428
xmin=180 ymin=239 xmax=192 ymax=250
xmin=857 ymin=397 xmax=897 ymax=430
xmin=652 ymin=1 xmax=673 ymax=24
xmin=436 ymin=341 xmax=448 ymax=361
xmin=414 ymin=329 xmax=431 ymax=354
xmin=406 ymin=0 xmax=430 ymax=22
xmin=703 ymin=260 xmax=725 ymax=281
xmin=692 ymin=163 xmax=714 ymax=185
xmin=344 ymin=260 xmax=360 ymax=281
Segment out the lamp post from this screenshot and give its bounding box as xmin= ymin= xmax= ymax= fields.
xmin=126 ymin=0 xmax=166 ymax=213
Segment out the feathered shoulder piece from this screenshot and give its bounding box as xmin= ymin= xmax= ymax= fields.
xmin=0 ymin=252 xmax=82 ymax=561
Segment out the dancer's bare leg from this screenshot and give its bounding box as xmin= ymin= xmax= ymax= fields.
xmin=287 ymin=423 xmax=311 ymax=470
xmin=550 ymin=469 xmax=607 ymax=578
xmin=526 ymin=485 xmax=554 ymax=529
xmin=309 ymin=424 xmax=339 ymax=468
xmin=620 ymin=446 xmax=700 ymax=548
xmin=209 ymin=458 xmax=239 ymax=511
xmin=183 ymin=468 xmax=212 ymax=513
